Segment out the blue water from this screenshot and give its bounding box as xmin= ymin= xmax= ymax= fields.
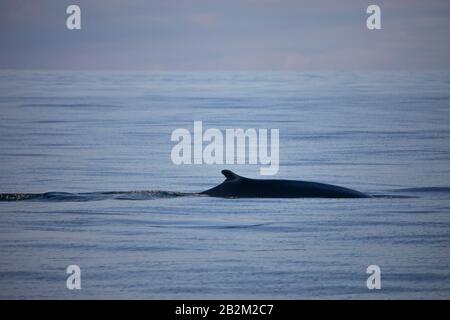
xmin=0 ymin=70 xmax=450 ymax=299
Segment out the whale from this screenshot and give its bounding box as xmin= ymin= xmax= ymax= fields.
xmin=201 ymin=170 xmax=371 ymax=198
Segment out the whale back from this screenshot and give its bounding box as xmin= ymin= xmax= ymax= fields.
xmin=201 ymin=170 xmax=370 ymax=198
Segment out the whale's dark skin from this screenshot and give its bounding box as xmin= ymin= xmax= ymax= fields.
xmin=201 ymin=170 xmax=371 ymax=198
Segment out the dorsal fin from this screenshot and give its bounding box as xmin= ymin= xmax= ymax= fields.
xmin=221 ymin=169 xmax=240 ymax=181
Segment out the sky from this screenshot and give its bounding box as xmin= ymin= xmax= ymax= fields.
xmin=1 ymin=0 xmax=450 ymax=70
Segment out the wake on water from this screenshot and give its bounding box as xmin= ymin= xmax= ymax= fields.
xmin=0 ymin=191 xmax=191 ymax=202
xmin=1 ymin=187 xmax=449 ymax=202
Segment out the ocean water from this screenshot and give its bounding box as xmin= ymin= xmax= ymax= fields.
xmin=0 ymin=70 xmax=449 ymax=299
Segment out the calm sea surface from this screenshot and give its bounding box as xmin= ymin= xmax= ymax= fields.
xmin=0 ymin=70 xmax=449 ymax=299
